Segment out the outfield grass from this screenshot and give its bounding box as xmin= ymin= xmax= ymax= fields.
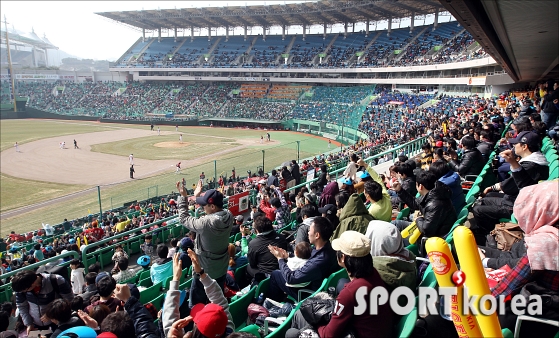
xmin=0 ymin=121 xmax=331 ymax=235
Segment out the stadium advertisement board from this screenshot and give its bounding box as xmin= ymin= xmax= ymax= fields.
xmin=3 ymin=74 xmax=75 ymax=80
xmin=227 ymin=191 xmax=250 ymax=216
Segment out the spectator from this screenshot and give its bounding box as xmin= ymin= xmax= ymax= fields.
xmin=473 ymin=131 xmax=549 ymax=243
xmin=285 ymin=231 xmax=394 ymax=338
xmin=418 ymin=143 xmax=433 ymax=170
xmin=365 ymin=221 xmax=417 ymax=291
xmin=267 ymin=216 xmax=338 ymax=302
xmin=178 ymin=237 xmax=194 ymax=270
xmin=290 ymin=160 xmax=302 ymax=185
xmin=285 ymin=242 xmax=312 ymax=288
xmin=162 ymin=251 xmax=234 ymax=338
xmin=391 ymin=170 xmax=457 ymax=239
xmin=477 ymin=130 xmax=495 ymax=162
xmin=259 ymin=185 xmax=291 ymax=229
xmin=318 ymin=181 xmax=339 ymax=208
xmin=33 ymin=243 xmax=44 ymax=261
xmin=86 ymin=273 xmax=123 ymax=313
xmin=332 ymin=193 xmax=374 ymax=240
xmin=246 ymin=216 xmax=288 ymax=280
xmin=318 ymin=204 xmax=339 ymax=229
xmin=267 ymin=169 xmax=279 ymax=187
xmin=358 ymin=159 xmax=392 ymax=222
xmin=429 ymin=161 xmax=466 ymax=213
xmin=295 ymin=204 xmax=320 ymax=245
xmin=43 ymin=298 xmax=85 ymax=338
xmin=353 ymin=170 xmax=372 ymax=195
xmin=449 ymin=136 xmax=485 ymax=177
xmin=12 ymin=269 xmax=73 ymax=335
xmin=391 ymin=163 xmax=417 ymax=207
xmin=343 ymin=153 xmax=359 ymax=181
xmin=541 ymin=80 xmax=559 ymax=130
xmin=150 ymin=244 xmax=173 ymax=285
xmin=140 ymin=235 xmax=153 ymax=257
xmin=0 ymin=310 xmax=18 ymax=338
xmin=231 ymin=215 xmax=244 ymax=236
xmin=176 ymin=181 xmax=233 ymax=308
xmin=490 ymin=180 xmax=559 ymax=336
xmin=112 ymin=257 xmax=136 ymax=284
xmin=315 ymin=164 xmax=329 ymax=193
xmin=88 ymin=303 xmax=111 ymax=328
xmin=78 ymin=272 xmax=98 ymax=306
xmin=69 ymin=259 xmax=85 ymax=295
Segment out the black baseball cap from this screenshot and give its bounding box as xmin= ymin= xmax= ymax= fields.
xmin=508 ymin=131 xmax=539 ymax=148
xmin=195 ymin=189 xmax=224 ymax=208
xmin=318 ymin=204 xmax=337 ymax=215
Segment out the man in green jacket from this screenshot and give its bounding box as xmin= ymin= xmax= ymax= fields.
xmin=331 ymin=193 xmax=374 ymax=240
xmin=357 ymin=159 xmax=392 ymax=222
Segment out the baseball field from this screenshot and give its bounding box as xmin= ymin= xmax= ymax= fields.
xmin=0 ymin=119 xmax=334 ymax=236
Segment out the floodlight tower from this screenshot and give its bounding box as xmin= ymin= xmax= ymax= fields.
xmin=2 ymin=15 xmax=17 ymax=112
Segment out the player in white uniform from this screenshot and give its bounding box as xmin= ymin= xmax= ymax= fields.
xmin=129 ymin=154 xmax=134 ymax=165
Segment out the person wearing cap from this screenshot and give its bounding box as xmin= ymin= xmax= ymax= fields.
xmin=11 ymin=269 xmax=74 ymax=335
xmin=357 ymin=159 xmax=392 ymax=222
xmin=230 ymin=214 xmax=245 ymax=236
xmin=176 ymin=180 xmax=233 ymax=308
xmin=285 ymin=231 xmax=393 ymax=338
xmin=473 ymin=131 xmax=549 ymax=243
xmin=246 ymin=216 xmax=288 ymax=281
xmin=318 ymin=204 xmax=339 ymax=229
xmin=448 ymin=136 xmax=484 ymax=178
xmin=391 ymin=170 xmax=456 ymax=240
xmin=163 ymin=250 xmax=234 ymax=338
xmin=86 ymin=273 xmax=124 ymax=313
xmin=332 ymin=190 xmax=374 ymax=240
xmin=268 ymin=216 xmax=337 ymax=302
xmin=353 ymin=169 xmax=372 ymax=195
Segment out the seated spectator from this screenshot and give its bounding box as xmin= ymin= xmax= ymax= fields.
xmin=267 ymin=217 xmax=338 ymax=302
xmin=12 ymin=269 xmax=73 ymax=334
xmin=247 ymin=216 xmax=288 ymax=279
xmin=391 ymin=170 xmax=457 ymax=239
xmin=285 ymin=242 xmax=312 ymax=288
xmin=43 ymin=298 xmax=85 ymax=338
xmin=417 ymin=143 xmax=434 ymax=170
xmin=490 ymin=180 xmax=559 ymax=336
xmin=78 ymin=272 xmax=98 ymax=306
xmin=318 ymin=204 xmax=339 ymax=229
xmin=86 ymin=273 xmax=123 ymax=313
xmin=231 ymin=215 xmax=244 ymax=236
xmin=449 ymin=136 xmax=484 ymax=177
xmin=477 ymin=130 xmax=495 ymax=162
xmin=162 ymin=251 xmax=234 ymax=337
xmin=473 ymin=131 xmax=549 ymax=243
xmin=318 ymin=181 xmax=339 ymax=208
xmin=285 ymin=231 xmax=394 ymax=338
xmin=391 ymin=163 xmax=417 ymax=207
xmin=358 ymin=159 xmax=392 ymax=222
xmin=0 ymin=309 xmax=18 ymax=338
xmin=150 ymin=244 xmax=173 ymax=285
xmin=112 ymin=257 xmax=136 ymax=283
xmin=88 ymin=303 xmax=111 ymax=328
xmin=33 ymin=243 xmax=44 ymax=261
xmin=429 ymin=161 xmax=466 ymax=213
xmin=365 ymin=221 xmax=417 ymax=291
xmin=295 ymin=204 xmax=320 ymax=245
xmin=332 ymin=193 xmax=374 ymax=240
xmin=228 ymin=243 xmax=247 ymax=272
xmin=353 ymin=170 xmax=372 ymax=194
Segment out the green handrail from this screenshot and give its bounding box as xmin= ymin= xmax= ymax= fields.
xmin=0 ymin=250 xmax=79 ymax=282
xmin=80 ymin=215 xmax=179 ymax=273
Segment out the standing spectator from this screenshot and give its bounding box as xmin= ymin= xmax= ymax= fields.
xmin=176 ymin=180 xmax=233 ymax=308
xmin=69 ymin=259 xmax=85 ymax=295
xmin=267 ymin=169 xmax=279 ymax=187
xmin=358 ymin=159 xmax=392 ymax=222
xmin=12 ymin=270 xmax=74 ymax=335
xmin=343 ymin=153 xmax=359 ymax=181
xmin=86 ymin=273 xmax=123 ymax=313
xmin=290 ymin=160 xmax=301 ymax=185
xmin=140 ymin=235 xmax=153 ymax=257
xmin=260 ymin=185 xmax=291 ymax=229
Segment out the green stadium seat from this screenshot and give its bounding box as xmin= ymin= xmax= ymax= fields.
xmin=396 ymin=207 xmax=410 ymax=220
xmin=230 ymin=286 xmax=257 ymax=329
xmin=129 ymin=240 xmax=141 ymax=255
xmin=179 ymin=278 xmax=192 ymax=291
xmin=394 ymin=299 xmax=418 ymax=338
xmin=138 ymin=277 xmax=153 ymax=288
xmin=239 ymin=324 xmax=262 ymax=337
xmin=100 ymin=249 xmax=113 ymax=269
xmin=150 ymin=293 xmax=165 ymax=311
xmin=138 ymin=269 xmax=151 ymax=281
xmin=139 ymin=282 xmax=162 ymax=304
xmin=255 ymin=277 xmax=270 ymax=297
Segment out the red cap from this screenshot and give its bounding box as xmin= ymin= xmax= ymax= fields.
xmin=435 ymin=141 xmax=443 ymax=148
xmin=191 ymin=303 xmax=228 ymax=338
xmin=97 ymin=333 xmax=118 ymax=338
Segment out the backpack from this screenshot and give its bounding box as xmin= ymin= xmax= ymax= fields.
xmin=488 ymin=222 xmax=524 ymax=251
xmin=37 ymin=264 xmax=70 ymax=283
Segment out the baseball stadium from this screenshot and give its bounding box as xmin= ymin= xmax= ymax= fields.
xmin=0 ymin=1 xmax=558 ymax=337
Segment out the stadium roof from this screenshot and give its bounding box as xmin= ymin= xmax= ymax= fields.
xmin=0 ymin=27 xmax=58 ymax=50
xmin=439 ymin=0 xmax=558 ymax=82
xmin=96 ymin=0 xmax=444 ymax=31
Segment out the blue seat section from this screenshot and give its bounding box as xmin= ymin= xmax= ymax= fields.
xmin=247 ymin=35 xmax=288 ymax=68
xmin=136 ymin=38 xmax=178 ymax=67
xmin=117 ymin=38 xmax=153 ymax=66
xmin=320 ymin=32 xmax=369 ymax=68
xmin=169 ymin=37 xmax=214 ymax=68
xmin=394 ymin=22 xmax=459 ymax=66
xmin=357 ymin=28 xmax=413 ymax=67
xmin=209 ymin=36 xmax=249 ymax=68
xmin=289 ymin=34 xmax=326 ymax=68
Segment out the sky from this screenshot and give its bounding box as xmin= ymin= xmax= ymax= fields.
xmin=0 ymin=1 xmax=454 ymax=62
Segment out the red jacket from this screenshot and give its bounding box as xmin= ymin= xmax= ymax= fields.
xmin=259 ymin=199 xmax=276 ymax=222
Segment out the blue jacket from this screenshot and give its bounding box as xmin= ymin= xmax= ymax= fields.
xmin=150 ymin=260 xmax=173 ymax=285
xmin=439 ymin=170 xmax=465 ymax=213
xmin=279 ymin=242 xmax=338 ymax=291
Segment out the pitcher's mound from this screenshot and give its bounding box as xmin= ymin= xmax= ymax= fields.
xmin=154 ymin=142 xmax=190 ymax=148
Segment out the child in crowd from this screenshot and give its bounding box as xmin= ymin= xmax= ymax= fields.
xmin=168 ymin=238 xmax=178 ymax=258
xmin=111 ymin=244 xmax=128 ymax=273
xmin=140 ymin=234 xmax=154 ymax=257
xmin=70 ymin=258 xmax=85 ymax=295
xmin=33 ymin=243 xmax=44 ymax=261
xmin=285 ymin=242 xmax=312 ymax=288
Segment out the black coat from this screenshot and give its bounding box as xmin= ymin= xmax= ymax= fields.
xmin=481 ymin=239 xmax=527 ymax=270
xmin=449 ymin=148 xmax=485 ymax=177
xmin=124 ymin=296 xmax=159 ymax=338
xmin=396 ymin=181 xmax=457 ymax=237
xmin=501 ymin=159 xmax=549 ymax=206
xmin=247 ymin=230 xmax=288 ymax=277
xmin=290 ymin=163 xmax=302 ymax=183
xmin=477 ymin=141 xmax=494 ymax=162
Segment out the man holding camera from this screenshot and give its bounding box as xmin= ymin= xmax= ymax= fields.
xmin=472 ymin=131 xmax=549 ymax=244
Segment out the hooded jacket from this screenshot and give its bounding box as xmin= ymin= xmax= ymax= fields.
xmin=178 ymin=196 xmax=233 ymax=279
xmin=449 ymin=148 xmax=485 ymax=177
xmin=318 ymin=181 xmax=339 ymax=208
xmin=372 ymin=256 xmax=417 ymax=292
xmin=499 ymin=152 xmax=549 ymax=207
xmin=295 ymin=216 xmax=316 ymax=245
xmin=247 ymin=230 xmax=288 ymax=277
xmin=15 ymin=273 xmax=74 ymax=327
xmin=332 ymin=194 xmax=374 ymax=239
xmin=150 ymin=259 xmax=173 ymax=285
xmin=438 ymin=170 xmax=466 ymax=213
xmin=396 ymin=181 xmax=457 ymax=237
